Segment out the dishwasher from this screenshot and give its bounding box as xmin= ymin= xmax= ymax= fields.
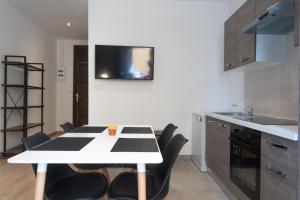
xmin=192 ymin=112 xmax=207 ymax=172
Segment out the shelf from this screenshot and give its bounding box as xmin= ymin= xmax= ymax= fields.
xmin=0 ymin=145 xmax=23 ymax=158
xmin=1 ymin=123 xmax=44 ymax=132
xmin=1 ymin=105 xmax=44 ymax=109
xmin=2 ymin=55 xmax=44 ymax=156
xmin=1 ymin=84 xmax=44 ymax=90
xmin=1 ymin=61 xmax=44 ymax=71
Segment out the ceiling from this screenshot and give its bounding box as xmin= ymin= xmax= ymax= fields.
xmin=9 ymin=0 xmax=88 ymax=39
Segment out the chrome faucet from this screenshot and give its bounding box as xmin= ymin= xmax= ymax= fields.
xmin=246 ymin=106 xmax=254 ymax=116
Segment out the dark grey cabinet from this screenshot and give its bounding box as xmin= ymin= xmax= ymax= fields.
xmin=224 ymin=13 xmax=238 ymax=71
xmin=206 ymin=117 xmax=216 ymax=169
xmin=237 ymin=0 xmax=256 ymax=66
xmin=260 ymin=133 xmax=297 ymax=200
xmin=223 ymin=0 xmax=256 ymax=71
xmin=224 ymin=0 xmax=299 ymax=71
xmin=206 ymin=117 xmax=230 ymax=186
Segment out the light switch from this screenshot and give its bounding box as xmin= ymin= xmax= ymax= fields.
xmin=57 ymin=67 xmax=65 ymax=80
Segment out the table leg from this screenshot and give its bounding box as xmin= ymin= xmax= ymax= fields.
xmin=34 ymin=163 xmax=47 ymax=200
xmin=137 ymin=163 xmax=146 ymax=200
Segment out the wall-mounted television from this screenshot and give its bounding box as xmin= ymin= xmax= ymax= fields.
xmin=95 ymin=45 xmax=154 ymax=80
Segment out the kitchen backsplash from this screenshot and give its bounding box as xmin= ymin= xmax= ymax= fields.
xmin=244 ymin=34 xmax=299 ymax=120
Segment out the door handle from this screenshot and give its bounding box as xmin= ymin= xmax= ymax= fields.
xmin=266 ymin=139 xmax=288 ymax=151
xmin=265 ymin=164 xmax=288 ymax=178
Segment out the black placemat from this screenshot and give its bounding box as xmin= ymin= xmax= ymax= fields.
xmin=121 ymin=127 xmax=153 ymax=134
xmin=69 ymin=126 xmax=107 ymax=133
xmin=32 ymin=137 xmax=95 ymax=151
xmin=111 ymin=138 xmax=158 ymax=152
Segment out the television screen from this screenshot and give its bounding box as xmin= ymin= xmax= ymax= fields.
xmin=95 ymin=45 xmax=154 ymax=80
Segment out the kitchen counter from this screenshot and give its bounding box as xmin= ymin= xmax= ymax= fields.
xmin=206 ymin=112 xmax=298 ymax=141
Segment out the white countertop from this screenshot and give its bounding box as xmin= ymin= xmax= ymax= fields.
xmin=206 ymin=112 xmax=298 ymax=141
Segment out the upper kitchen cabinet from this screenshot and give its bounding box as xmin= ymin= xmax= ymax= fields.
xmin=237 ymin=0 xmax=256 ymax=67
xmin=224 ymin=0 xmax=298 ymax=71
xmin=224 ymin=13 xmax=237 ymax=71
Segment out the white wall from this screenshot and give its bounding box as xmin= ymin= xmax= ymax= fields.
xmin=56 ymin=39 xmax=88 ymax=130
xmin=0 ymin=0 xmax=56 ymax=151
xmin=89 ymin=0 xmax=244 ymax=154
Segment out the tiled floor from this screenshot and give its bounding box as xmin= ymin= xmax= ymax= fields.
xmin=0 ymin=157 xmax=228 ymax=200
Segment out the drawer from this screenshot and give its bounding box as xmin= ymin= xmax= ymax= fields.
xmin=261 ymin=133 xmax=297 ymax=172
xmin=261 ymin=156 xmax=297 ymax=200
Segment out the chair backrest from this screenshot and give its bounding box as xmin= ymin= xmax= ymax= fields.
xmin=157 ymin=123 xmax=178 ymax=153
xmin=60 ymin=122 xmax=75 ymax=133
xmin=22 ymin=132 xmax=75 ymax=191
xmin=151 ymin=134 xmax=188 ymax=200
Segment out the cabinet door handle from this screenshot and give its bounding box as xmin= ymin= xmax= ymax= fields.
xmin=266 ymin=140 xmax=288 ymax=151
xmin=217 ymin=123 xmax=228 ymax=128
xmin=226 ymin=63 xmax=232 ymax=67
xmin=226 ymin=63 xmax=235 ymax=68
xmin=207 ymin=120 xmax=215 ymax=123
xmin=240 ymin=57 xmax=249 ymax=62
xmin=265 ymin=164 xmax=288 ymax=178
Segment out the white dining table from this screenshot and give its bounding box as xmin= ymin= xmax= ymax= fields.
xmin=8 ymin=125 xmax=163 ymax=200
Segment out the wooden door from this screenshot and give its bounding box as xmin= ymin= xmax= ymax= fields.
xmin=73 ymin=45 xmax=88 ymax=127
xmin=224 ymin=13 xmax=238 ymax=71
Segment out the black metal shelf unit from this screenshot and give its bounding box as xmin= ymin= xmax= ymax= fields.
xmin=1 ymin=55 xmax=44 ymax=156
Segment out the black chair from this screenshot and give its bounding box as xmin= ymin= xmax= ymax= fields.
xmin=60 ymin=122 xmax=111 ymax=173
xmin=124 ymin=123 xmax=178 ymax=170
xmin=60 ymin=122 xmax=75 ymax=133
xmin=22 ymin=132 xmax=108 ymax=200
xmin=157 ymin=123 xmax=178 ymax=152
xmin=108 ymin=134 xmax=188 ymax=200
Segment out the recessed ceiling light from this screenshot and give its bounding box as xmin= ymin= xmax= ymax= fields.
xmin=67 ymin=22 xmax=71 ymax=27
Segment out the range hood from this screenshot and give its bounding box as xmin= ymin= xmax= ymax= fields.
xmin=242 ymin=0 xmax=295 ymax=34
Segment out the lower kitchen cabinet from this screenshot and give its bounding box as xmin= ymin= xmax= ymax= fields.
xmin=261 ymin=156 xmax=297 ymax=200
xmin=206 ymin=117 xmax=298 ymax=200
xmin=260 ymin=133 xmax=298 ymax=200
xmin=206 ymin=117 xmax=230 ymax=186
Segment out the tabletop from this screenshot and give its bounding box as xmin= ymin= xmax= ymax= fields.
xmin=8 ymin=125 xmax=163 ymax=165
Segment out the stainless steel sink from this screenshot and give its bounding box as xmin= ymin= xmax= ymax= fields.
xmin=214 ymin=112 xmax=252 ymax=118
xmin=213 ymin=112 xmax=298 ymax=125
